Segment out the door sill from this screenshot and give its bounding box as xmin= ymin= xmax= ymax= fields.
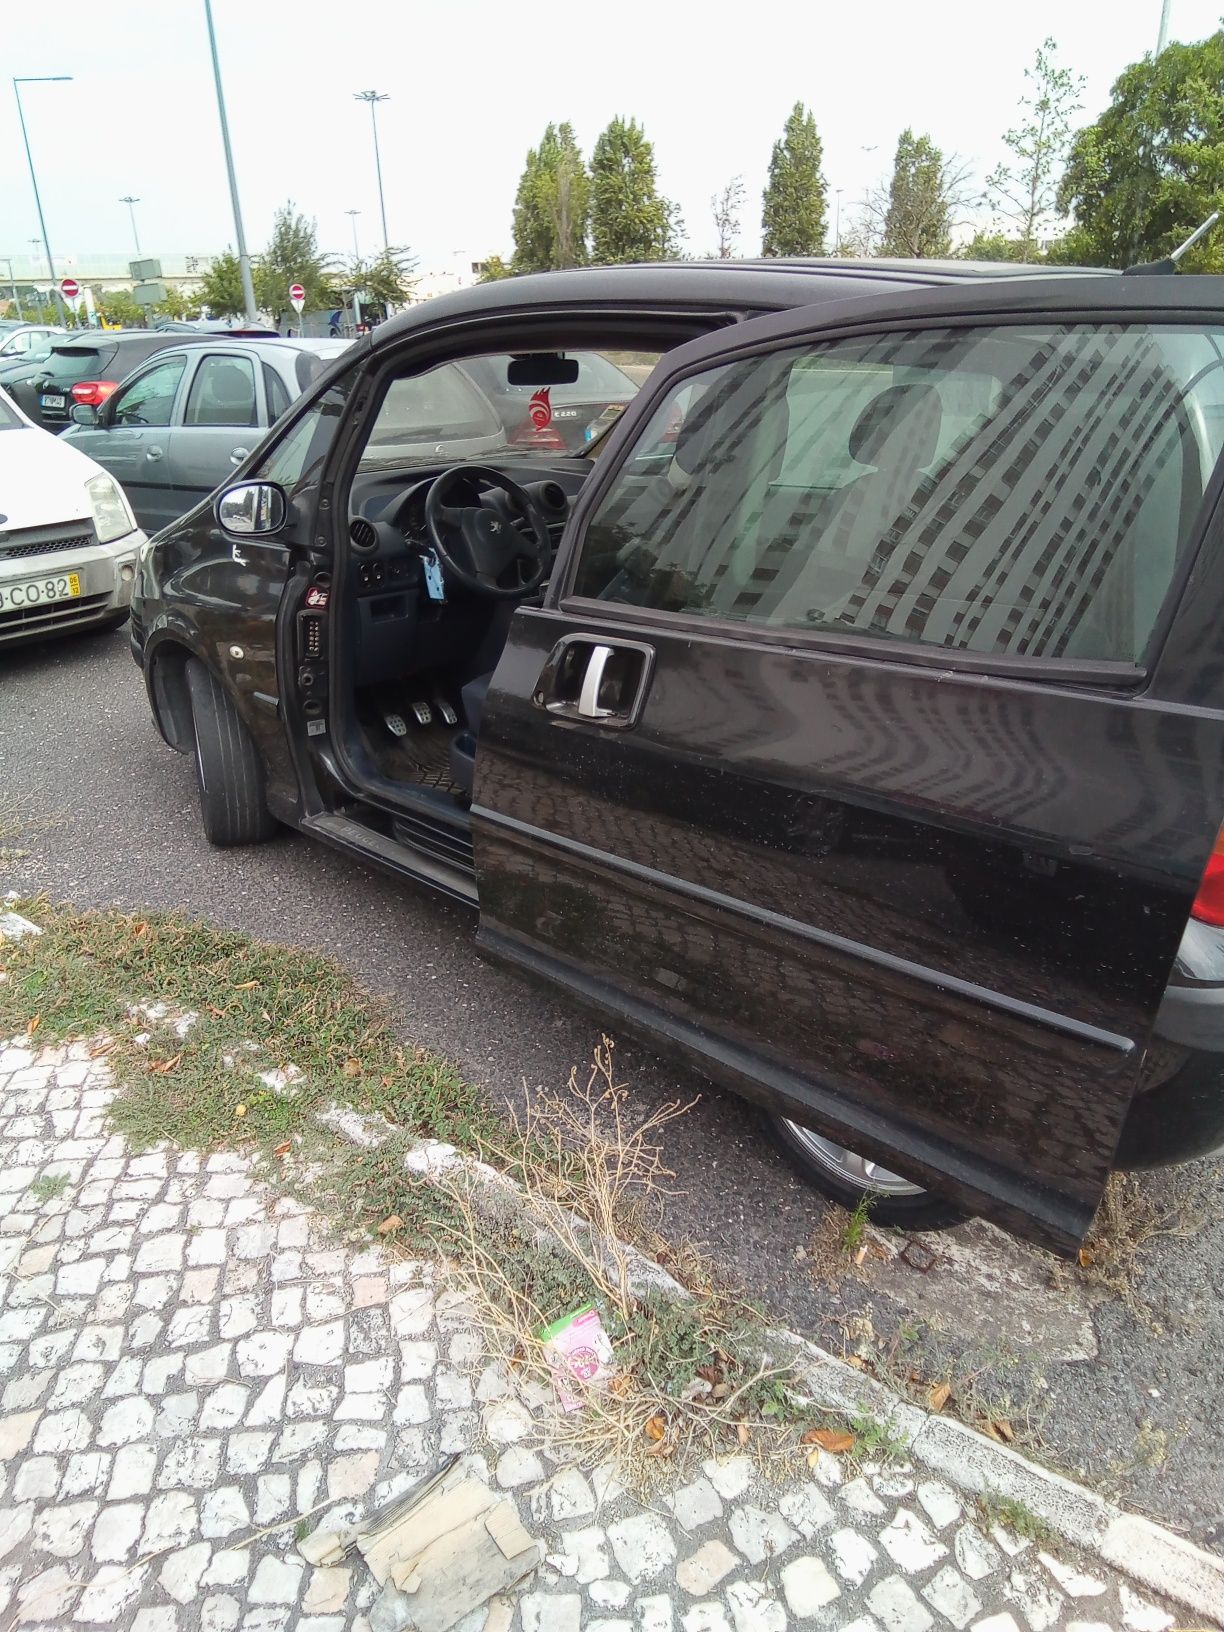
xmin=302 ymin=811 xmax=477 ymax=906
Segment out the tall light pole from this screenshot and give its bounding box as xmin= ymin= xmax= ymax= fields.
xmin=354 ymin=91 xmax=390 ymax=251
xmin=119 ymin=196 xmax=142 ymax=256
xmin=0 ymin=259 xmax=22 ymax=320
xmin=203 ymin=0 xmax=258 ymax=324
xmin=14 ymin=76 xmax=71 ymax=322
xmin=1156 ymin=0 xmax=1172 ymax=52
xmin=346 ymin=209 xmax=361 ymax=259
xmin=834 ymin=189 xmax=844 ymax=254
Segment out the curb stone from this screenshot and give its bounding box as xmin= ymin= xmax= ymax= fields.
xmin=323 ymin=1121 xmax=1224 ymax=1629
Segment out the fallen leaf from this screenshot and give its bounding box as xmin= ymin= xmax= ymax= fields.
xmin=644 ymin=1437 xmax=675 ymax=1459
xmin=342 ymin=1058 xmax=362 ymax=1078
xmin=696 ymin=1364 xmax=724 ymax=1385
xmin=928 ymin=1382 xmax=952 ymax=1413
xmin=234 ymin=1103 xmax=248 ymax=1118
xmin=806 ymin=1428 xmax=856 ymax=1454
xmin=376 ymin=1215 xmax=403 ymax=1235
xmin=979 ymin=1420 xmax=1001 ymax=1441
xmin=88 ymin=1041 xmax=115 ymax=1058
xmin=643 ymin=1414 xmax=667 ymax=1443
xmin=736 ymin=1423 xmax=751 ymax=1446
xmin=26 ymin=1015 xmax=40 ymax=1037
xmin=610 ymin=1373 xmax=632 ymax=1399
xmin=233 ymin=980 xmax=259 ymax=990
xmin=993 ymin=1419 xmax=1015 ymax=1443
xmin=206 ymin=1003 xmax=228 ymax=1019
xmin=844 ymin=1355 xmax=868 ymax=1371
xmin=272 ymin=1141 xmax=292 ymax=1158
xmin=149 ymin=1053 xmax=183 ymax=1075
xmin=132 ymin=921 xmax=149 ymax=938
xmin=1077 ymin=1247 xmax=1095 ymax=1268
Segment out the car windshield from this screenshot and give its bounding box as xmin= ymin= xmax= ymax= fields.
xmin=41 ymin=344 xmax=118 ymax=383
xmin=465 ymin=351 xmax=638 ymax=405
xmin=358 ymin=362 xmax=506 ymax=469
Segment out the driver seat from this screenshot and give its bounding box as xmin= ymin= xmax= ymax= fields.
xmin=448 ymin=672 xmax=492 ymax=797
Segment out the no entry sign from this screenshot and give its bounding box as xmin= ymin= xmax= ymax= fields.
xmin=60 ymin=276 xmax=81 ymax=301
xmin=289 ymin=282 xmax=306 ymax=314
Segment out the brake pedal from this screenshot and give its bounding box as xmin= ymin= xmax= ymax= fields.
xmin=409 ymin=701 xmax=433 ymax=726
xmin=382 ymin=710 xmax=408 ymax=738
xmin=433 ymin=694 xmax=458 ymax=727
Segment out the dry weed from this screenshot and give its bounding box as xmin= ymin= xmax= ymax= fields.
xmin=1075 ymin=1170 xmax=1219 ymax=1329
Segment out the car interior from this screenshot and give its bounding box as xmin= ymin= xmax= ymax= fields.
xmin=309 ymin=338 xmax=670 ymax=832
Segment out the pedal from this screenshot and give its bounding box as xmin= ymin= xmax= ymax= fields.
xmin=409 ymin=701 xmax=433 ymax=727
xmin=433 ymin=695 xmax=458 ymax=727
xmin=382 ymin=711 xmax=408 ymax=738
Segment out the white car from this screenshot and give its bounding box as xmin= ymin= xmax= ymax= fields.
xmin=0 ymin=387 xmax=146 ymax=646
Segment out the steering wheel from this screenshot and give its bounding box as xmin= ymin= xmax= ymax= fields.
xmin=420 ymin=465 xmax=551 ymax=599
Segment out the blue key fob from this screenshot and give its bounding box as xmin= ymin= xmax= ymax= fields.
xmin=421 ymin=548 xmax=446 ymax=603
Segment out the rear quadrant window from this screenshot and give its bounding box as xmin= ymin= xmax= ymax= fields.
xmin=573 ymin=324 xmax=1224 ymax=667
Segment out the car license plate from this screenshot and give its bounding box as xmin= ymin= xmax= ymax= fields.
xmin=0 ymin=573 xmax=81 ymax=613
xmin=40 ymin=394 xmax=66 ymax=410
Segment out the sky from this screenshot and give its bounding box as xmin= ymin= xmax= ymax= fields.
xmin=2 ymin=0 xmax=1222 ymax=274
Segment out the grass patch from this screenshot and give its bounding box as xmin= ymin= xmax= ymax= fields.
xmin=0 ymin=898 xmax=503 ymax=1177
xmin=976 ymin=1491 xmax=1052 ymax=1546
xmin=841 ymin=1192 xmax=875 ymax=1255
xmin=27 ymin=1172 xmax=70 ymax=1202
xmin=1072 ymin=1170 xmax=1219 ymax=1331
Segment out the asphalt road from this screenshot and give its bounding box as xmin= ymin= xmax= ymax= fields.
xmin=2 ymin=626 xmax=1222 ymax=1546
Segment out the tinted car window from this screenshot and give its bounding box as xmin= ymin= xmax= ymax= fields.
xmin=111 ymin=354 xmax=188 ymax=428
xmin=358 ymin=363 xmax=504 ymax=468
xmin=184 ymin=355 xmax=258 ymax=427
xmin=41 ymin=343 xmax=119 ymax=384
xmin=263 ymin=364 xmax=292 ymax=422
xmin=256 ymin=383 xmax=350 ymax=496
xmin=575 ymin=324 xmax=1224 ymax=667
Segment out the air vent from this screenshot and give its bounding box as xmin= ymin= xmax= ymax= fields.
xmin=350 ymin=518 xmax=378 ymax=551
xmin=536 ymin=482 xmax=568 ymax=517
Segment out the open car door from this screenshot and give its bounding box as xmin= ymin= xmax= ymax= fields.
xmin=470 ymin=278 xmax=1224 ymax=1252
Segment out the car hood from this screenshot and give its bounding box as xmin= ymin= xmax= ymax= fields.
xmin=0 ymin=426 xmax=106 ymax=529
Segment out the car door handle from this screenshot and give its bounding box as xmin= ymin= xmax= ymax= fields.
xmin=230 ymin=447 xmax=250 ymax=465
xmin=145 ymin=445 xmax=164 ymax=462
xmin=533 ymin=634 xmax=655 ymax=728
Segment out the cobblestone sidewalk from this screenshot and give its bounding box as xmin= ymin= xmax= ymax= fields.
xmin=0 ymin=1039 xmax=1190 ymax=1632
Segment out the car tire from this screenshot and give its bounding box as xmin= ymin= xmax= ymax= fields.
xmin=763 ymin=1111 xmax=968 ymax=1231
xmin=185 ymin=658 xmax=277 ymax=847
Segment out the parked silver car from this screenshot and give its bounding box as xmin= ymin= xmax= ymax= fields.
xmin=60 ymin=339 xmax=351 ymax=531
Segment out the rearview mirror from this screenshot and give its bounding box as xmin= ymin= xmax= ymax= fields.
xmin=69 ymin=403 xmax=99 ymax=427
xmin=216 ymin=482 xmax=286 ymax=536
xmin=506 ymin=354 xmax=580 ymax=387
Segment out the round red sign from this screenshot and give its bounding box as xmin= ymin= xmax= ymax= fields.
xmin=60 ymin=277 xmax=81 ymax=300
xmin=289 ymin=283 xmax=305 ymax=300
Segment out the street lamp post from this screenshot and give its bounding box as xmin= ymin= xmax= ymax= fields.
xmin=13 ymin=75 xmax=71 ymax=323
xmin=203 ymin=0 xmax=258 ymax=324
xmin=834 ymin=189 xmax=843 ymax=254
xmin=354 ymin=90 xmax=390 ymax=251
xmin=346 ymin=209 xmax=361 ymax=259
xmin=119 ymin=196 xmax=142 ymax=256
xmin=0 ymin=259 xmax=22 ymax=320
xmin=1156 ymin=0 xmax=1173 ymax=51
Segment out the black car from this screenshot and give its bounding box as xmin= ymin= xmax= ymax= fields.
xmin=131 ymin=257 xmax=1224 ymax=1255
xmin=6 ymin=330 xmax=211 ymax=431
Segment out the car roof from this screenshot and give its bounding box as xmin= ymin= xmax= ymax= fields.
xmin=141 ymin=337 xmax=352 ymax=361
xmin=368 ymin=257 xmax=1118 ymax=353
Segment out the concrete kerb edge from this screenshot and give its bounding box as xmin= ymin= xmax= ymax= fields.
xmin=328 ymin=1117 xmax=1224 ymax=1628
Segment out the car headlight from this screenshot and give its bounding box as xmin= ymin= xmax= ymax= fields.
xmin=86 ymin=473 xmax=137 ymax=545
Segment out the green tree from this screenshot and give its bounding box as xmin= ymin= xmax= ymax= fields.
xmin=198 ymin=252 xmax=246 ymax=319
xmin=346 ymin=247 xmax=418 ymax=308
xmin=254 ymin=203 xmax=339 ymax=323
xmin=477 ymin=255 xmax=513 ymax=283
xmin=95 ymin=286 xmax=145 ymax=326
xmin=761 ymin=102 xmax=827 ymax=256
xmin=711 ymin=175 xmax=745 ymax=258
xmin=877 ymin=129 xmax=959 ymax=258
xmin=152 ymin=286 xmax=201 ymax=322
xmin=1058 ymin=27 xmax=1224 ymax=270
xmin=987 ymin=38 xmax=1084 ymax=257
xmin=958 ymin=229 xmax=1028 ymax=262
xmin=511 ymin=122 xmax=590 ymax=272
xmin=590 ymin=117 xmax=672 ymax=264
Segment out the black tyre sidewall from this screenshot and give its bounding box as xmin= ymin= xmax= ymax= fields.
xmin=763 ymin=1111 xmax=968 ymax=1232
xmin=185 ymin=658 xmax=277 ymax=847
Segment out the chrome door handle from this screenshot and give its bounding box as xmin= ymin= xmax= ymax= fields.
xmin=145 ymin=446 xmax=164 ymax=462
xmin=230 ymin=447 xmax=250 ymax=465
xmin=577 ymin=644 xmax=615 ymax=719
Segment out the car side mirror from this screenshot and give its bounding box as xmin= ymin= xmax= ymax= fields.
xmin=216 ymin=481 xmax=286 ymax=537
xmin=69 ymin=403 xmax=99 ymax=427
